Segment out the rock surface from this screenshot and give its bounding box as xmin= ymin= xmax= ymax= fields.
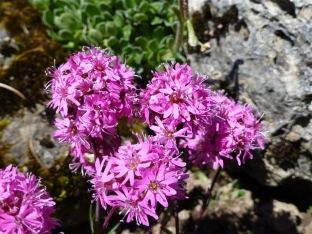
xmin=187 ymin=0 xmax=312 ymax=232
xmin=1 ymin=104 xmax=68 ymax=169
xmin=189 ymin=0 xmax=312 ymax=191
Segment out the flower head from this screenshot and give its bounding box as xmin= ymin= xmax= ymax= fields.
xmin=0 ymin=165 xmax=59 ymax=234
xmin=46 ymin=45 xmax=137 ymax=173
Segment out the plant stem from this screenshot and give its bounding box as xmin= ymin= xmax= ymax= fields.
xmin=183 ymin=0 xmax=189 ymax=20
xmin=27 ymin=137 xmax=48 ymax=171
xmin=101 ymin=207 xmax=117 ymax=234
xmin=174 ymin=199 xmax=180 ymax=234
xmin=0 ymin=82 xmax=26 ymax=100
xmin=90 ymin=138 xmax=102 ymax=228
xmin=173 ymin=0 xmax=185 ymax=53
xmin=193 ymin=167 xmax=222 ymax=234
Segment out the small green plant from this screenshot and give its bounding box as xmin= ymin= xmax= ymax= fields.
xmin=29 ymin=0 xmax=185 ymax=79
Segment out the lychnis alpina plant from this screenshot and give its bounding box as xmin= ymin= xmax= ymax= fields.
xmin=45 ymin=45 xmax=265 ymax=233
xmin=0 ymin=165 xmax=59 ymax=233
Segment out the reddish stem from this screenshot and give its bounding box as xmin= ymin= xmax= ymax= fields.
xmin=174 ymin=199 xmax=180 ymax=234
xmin=101 ymin=207 xmax=117 ymax=234
xmin=193 ymin=167 xmax=222 ymax=233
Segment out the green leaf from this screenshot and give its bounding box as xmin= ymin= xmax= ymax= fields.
xmin=141 ymin=51 xmax=149 ymax=61
xmin=99 ymin=2 xmax=111 ymax=12
xmin=59 ymin=29 xmax=74 ymax=41
xmin=118 ymin=38 xmax=128 ymax=49
xmin=133 ymin=13 xmax=148 ymax=22
xmin=147 ymin=39 xmax=158 ymax=52
xmin=149 ymin=2 xmax=163 ymax=14
xmin=63 ymin=41 xmax=75 ymax=49
xmin=132 ymin=0 xmax=141 ymax=5
xmin=115 ymin=0 xmax=124 ymax=9
xmin=175 ymin=52 xmax=186 ymax=63
xmin=159 ymin=35 xmax=174 ymax=49
xmin=67 ymin=0 xmax=80 ymax=8
xmin=123 ymin=0 xmax=134 ymax=8
xmin=123 ymin=45 xmax=133 ymax=55
xmin=54 ymin=0 xmax=71 ymax=8
xmin=132 ymin=53 xmax=142 ymax=64
xmin=47 ymin=29 xmax=64 ymax=41
xmin=96 ymin=21 xmax=117 ymax=37
xmin=187 ymin=19 xmax=198 ymax=47
xmin=53 ymin=8 xmax=64 ymax=17
xmin=29 ymin=0 xmax=50 ymax=10
xmin=82 ymin=2 xmax=101 ymax=16
xmin=92 ymin=15 xmax=105 ymax=26
xmin=125 ymin=9 xmax=135 ymax=18
xmin=138 ymin=1 xmax=149 ymax=13
xmin=102 ymin=12 xmax=113 ymax=21
xmin=148 ymin=51 xmax=156 ymax=61
xmin=87 ymin=28 xmax=103 ymax=44
xmin=106 ymin=36 xmax=118 ymax=47
xmin=157 ymin=49 xmax=171 ymax=62
xmin=151 ymin=17 xmax=163 ymax=25
xmin=233 ymin=189 xmax=246 ymax=198
xmin=54 ymin=13 xmax=81 ymax=30
xmin=121 ymin=24 xmax=132 ymax=40
xmin=153 ymin=26 xmax=170 ymax=43
xmin=107 ymin=222 xmax=121 ymax=234
xmin=134 ymin=36 xmax=147 ymax=50
xmin=195 ymin=171 xmax=209 ymax=182
xmin=74 ymin=30 xmax=84 ymax=42
xmin=95 ymin=22 xmax=106 ymax=34
xmin=114 ymin=11 xmax=124 ymax=28
xmin=42 ymin=10 xmax=54 ymax=27
xmin=79 ymin=11 xmax=88 ymax=25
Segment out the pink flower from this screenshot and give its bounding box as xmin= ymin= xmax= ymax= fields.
xmin=184 ymin=94 xmax=265 ymax=169
xmin=110 ymin=186 xmax=158 ymax=226
xmin=137 ymin=63 xmax=218 ymax=137
xmin=0 ymin=165 xmax=59 ymax=233
xmin=89 ymin=158 xmax=115 ymax=210
xmin=46 ymin=45 xmax=137 ymax=173
xmin=150 ymin=116 xmax=191 ymax=151
xmin=134 ymin=163 xmax=178 ymax=208
xmin=110 ymin=140 xmax=151 ymax=186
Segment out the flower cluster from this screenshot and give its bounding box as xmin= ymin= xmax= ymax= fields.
xmin=137 ymin=63 xmax=217 ymax=133
xmin=45 ymin=46 xmax=136 ymax=174
xmin=182 ymin=93 xmax=265 ymax=169
xmin=46 ymin=46 xmax=265 ymax=226
xmin=138 ymin=63 xmax=265 ymax=170
xmin=90 ymin=135 xmax=188 ymax=225
xmin=0 ymin=165 xmax=59 ymax=233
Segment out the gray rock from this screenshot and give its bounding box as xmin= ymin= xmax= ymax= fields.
xmin=2 ymin=104 xmax=68 ymax=169
xmin=0 ymin=25 xmax=19 ymax=69
xmin=260 ymin=200 xmax=301 ymax=233
xmin=188 ymin=0 xmax=312 ymax=188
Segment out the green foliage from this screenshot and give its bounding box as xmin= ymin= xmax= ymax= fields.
xmin=29 ymin=0 xmax=185 ymax=79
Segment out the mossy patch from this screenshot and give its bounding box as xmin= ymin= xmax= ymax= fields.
xmin=0 ymin=0 xmax=71 ymax=117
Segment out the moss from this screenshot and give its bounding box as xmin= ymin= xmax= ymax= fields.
xmin=0 ymin=0 xmax=72 ymax=117
xmin=25 ymin=152 xmax=92 ymax=225
xmin=0 ymin=118 xmax=16 ymax=167
xmin=118 ymin=117 xmax=148 ymax=143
